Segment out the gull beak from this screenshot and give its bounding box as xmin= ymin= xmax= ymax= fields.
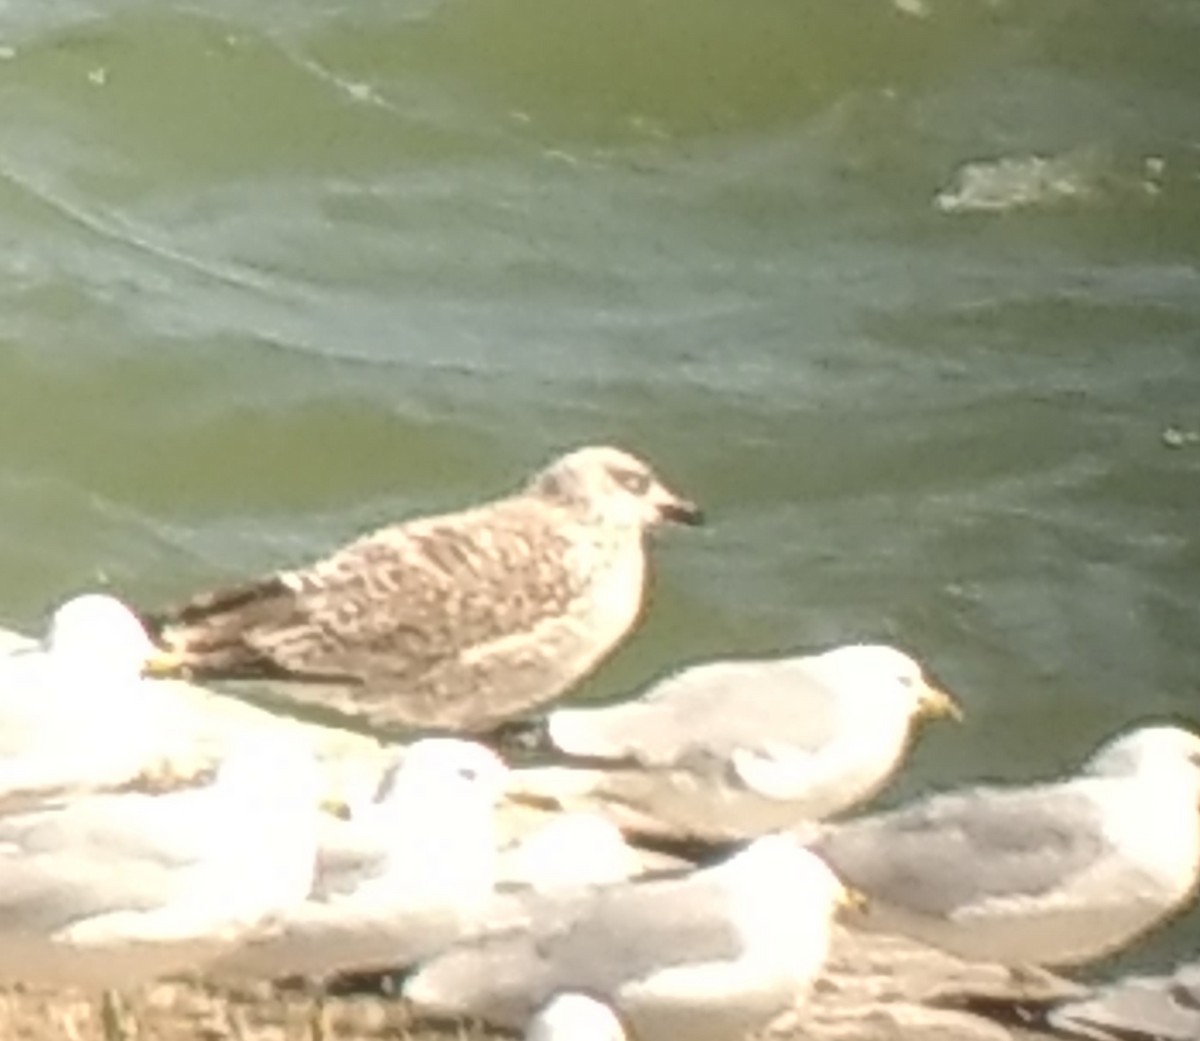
xmin=654 ymin=485 xmax=705 ymax=526
xmin=919 ymin=682 xmax=964 ymax=723
xmin=840 ymin=885 xmax=870 ymax=915
xmin=319 ymin=796 xmax=353 ymax=819
xmin=504 ymin=788 xmax=568 ymax=811
xmin=140 ymin=647 xmax=188 ymax=679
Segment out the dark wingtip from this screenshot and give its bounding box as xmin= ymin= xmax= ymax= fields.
xmin=481 ymin=716 xmax=556 ymax=762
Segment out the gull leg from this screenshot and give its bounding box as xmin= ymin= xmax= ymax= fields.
xmin=56 ymin=1003 xmax=86 ymax=1041
xmin=1007 ymin=964 xmax=1061 ymax=994
xmin=305 ymin=982 xmax=329 ymax=1041
xmin=228 ymin=999 xmax=250 ymax=1041
xmin=100 ymin=990 xmax=137 ymax=1041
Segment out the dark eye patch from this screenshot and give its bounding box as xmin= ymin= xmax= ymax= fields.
xmin=613 ymin=468 xmax=652 ymax=495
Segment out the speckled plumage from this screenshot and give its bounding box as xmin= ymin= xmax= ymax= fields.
xmin=145 ymin=446 xmax=702 ymax=733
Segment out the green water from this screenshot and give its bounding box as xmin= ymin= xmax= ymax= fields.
xmin=0 ymin=0 xmax=1198 ymax=971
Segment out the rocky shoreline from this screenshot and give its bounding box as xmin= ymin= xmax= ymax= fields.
xmin=0 ymin=658 xmax=1125 ymax=1041
xmin=0 ymin=928 xmax=1079 ymax=1041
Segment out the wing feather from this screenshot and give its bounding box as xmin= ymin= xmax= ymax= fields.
xmin=151 ymin=496 xmax=588 ymax=684
xmin=815 ymin=782 xmax=1108 ymax=917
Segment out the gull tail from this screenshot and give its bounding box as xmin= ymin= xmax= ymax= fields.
xmin=482 ymin=716 xmax=556 ymax=760
xmin=137 ymin=575 xmax=325 ymax=682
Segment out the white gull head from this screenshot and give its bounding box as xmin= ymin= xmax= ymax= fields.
xmin=526 ymin=993 xmax=628 ymax=1041
xmin=1084 ymin=724 xmax=1200 ymax=786
xmin=43 ymin=594 xmax=159 ymax=679
xmin=804 ymin=644 xmax=962 ymax=724
xmin=527 ymin=445 xmax=703 ymax=531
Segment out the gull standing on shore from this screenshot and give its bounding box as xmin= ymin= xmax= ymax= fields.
xmin=144 ymin=446 xmax=703 ymax=733
xmin=809 ymin=724 xmax=1200 ymax=968
xmin=507 ymin=645 xmax=961 ymax=841
xmin=404 ymin=833 xmax=855 ymax=1041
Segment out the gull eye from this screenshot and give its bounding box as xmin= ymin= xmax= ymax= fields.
xmin=613 ymin=468 xmax=652 ymax=495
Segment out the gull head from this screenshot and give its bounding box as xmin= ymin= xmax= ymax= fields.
xmin=43 ymin=594 xmax=160 ymax=679
xmin=719 ymin=835 xmax=859 ymax=997
xmin=526 ymin=993 xmax=628 ymax=1041
xmin=372 ymin=739 xmax=508 ymax=897
xmin=527 ymin=446 xmax=704 ymax=531
xmin=376 ymin=738 xmax=510 ymax=810
xmin=808 ymin=644 xmax=963 ymax=725
xmin=1084 ymin=724 xmax=1200 ymax=785
xmin=726 ymin=833 xmax=860 ymax=929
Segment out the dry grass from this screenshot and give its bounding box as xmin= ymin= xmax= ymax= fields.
xmin=0 ymin=979 xmax=508 ymax=1041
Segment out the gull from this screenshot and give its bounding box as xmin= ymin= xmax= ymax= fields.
xmin=144 ymin=445 xmax=703 ymax=734
xmin=526 ymin=993 xmax=629 ymax=1041
xmin=950 ymin=959 xmax=1200 ymax=1041
xmin=403 ymin=832 xmax=856 ymax=1041
xmin=214 ymin=738 xmax=509 ymax=981
xmin=498 ymin=812 xmax=682 ymax=890
xmin=506 ymin=645 xmax=961 ymax=841
xmin=809 ymin=723 xmax=1200 ymax=969
xmin=0 ymin=737 xmax=320 ymax=1038
xmin=0 ymin=594 xmax=185 ymax=808
xmin=1042 ymin=960 xmax=1200 ymax=1041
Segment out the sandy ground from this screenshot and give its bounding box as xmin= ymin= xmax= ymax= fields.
xmin=0 ymin=978 xmax=486 ymax=1041
xmin=0 ymin=930 xmax=1073 ymax=1041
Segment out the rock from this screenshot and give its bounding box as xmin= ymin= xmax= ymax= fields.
xmin=0 ymin=928 xmax=1081 ymax=1041
xmin=795 ymin=929 xmax=1079 ymax=1041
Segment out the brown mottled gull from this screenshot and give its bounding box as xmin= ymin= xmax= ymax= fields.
xmin=144 ymin=446 xmax=702 ymax=733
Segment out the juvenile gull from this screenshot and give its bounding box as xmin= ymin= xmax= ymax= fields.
xmin=507 ymin=645 xmax=961 ymax=841
xmin=403 ymin=833 xmax=855 ymax=1041
xmin=144 ymin=446 xmax=702 ymax=733
xmin=215 ymin=738 xmax=508 ymax=981
xmin=526 ymin=993 xmax=630 ymax=1041
xmin=809 ymin=724 xmax=1200 ymax=968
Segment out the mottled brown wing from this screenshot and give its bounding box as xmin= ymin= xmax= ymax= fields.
xmin=152 ymin=497 xmax=586 ymax=683
xmin=144 ymin=575 xmax=316 ymax=679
